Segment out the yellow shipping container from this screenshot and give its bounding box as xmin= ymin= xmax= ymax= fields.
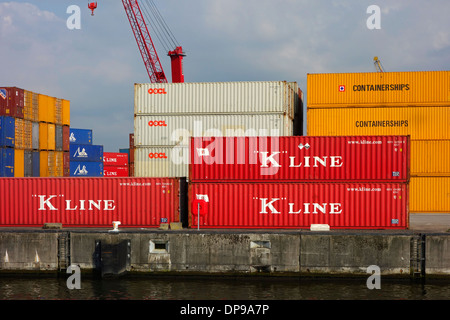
xmin=40 ymin=151 xmax=49 ymax=177
xmin=411 ymin=140 xmax=450 ymax=176
xmin=56 ymin=151 xmax=64 ymax=177
xmin=23 ymin=90 xmax=34 ymax=120
xmin=39 ymin=122 xmax=48 ymax=150
xmin=307 ymin=106 xmax=450 ymax=140
xmin=410 ymin=176 xmax=450 ymax=213
xmin=38 ymin=94 xmax=56 ymax=123
xmin=307 ymin=71 xmax=450 ymax=108
xmin=62 ymin=99 xmax=70 ymax=126
xmin=47 ymin=123 xmax=56 ymax=150
xmin=23 ymin=120 xmax=32 ymax=149
xmin=55 ymin=98 xmax=62 ymax=125
xmin=14 ymin=149 xmax=24 ymax=177
xmin=48 ymin=151 xmax=56 ymax=177
xmin=14 ymin=118 xmax=24 ymax=149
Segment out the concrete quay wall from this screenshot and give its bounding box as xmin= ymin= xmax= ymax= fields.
xmin=0 ymin=229 xmax=449 ymax=278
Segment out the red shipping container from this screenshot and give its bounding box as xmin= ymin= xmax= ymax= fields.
xmin=103 ymin=152 xmax=129 ymax=167
xmin=189 ymin=182 xmax=409 ymax=229
xmin=104 ymin=166 xmax=129 ymax=177
xmin=0 ymin=87 xmax=24 ymax=118
xmin=190 ymin=136 xmax=410 ymax=182
xmin=0 ymin=178 xmax=181 ymax=227
xmin=62 ymin=125 xmax=70 ymax=151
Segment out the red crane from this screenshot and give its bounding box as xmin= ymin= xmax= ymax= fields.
xmin=122 ymin=0 xmax=185 ymax=83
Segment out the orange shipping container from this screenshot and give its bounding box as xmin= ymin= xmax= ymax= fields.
xmin=62 ymin=99 xmax=70 ymax=126
xmin=38 ymin=94 xmax=56 ymax=123
xmin=39 ymin=123 xmax=48 ymax=150
xmin=410 ymin=176 xmax=450 ymax=213
xmin=47 ymin=123 xmax=55 ymax=150
xmin=307 ymin=106 xmax=450 ymax=140
xmin=307 ymin=71 xmax=450 ymax=108
xmin=14 ymin=149 xmax=24 ymax=177
xmin=40 ymin=151 xmax=49 ymax=177
xmin=411 ymin=140 xmax=450 ymax=176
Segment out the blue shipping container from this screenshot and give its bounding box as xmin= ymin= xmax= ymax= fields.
xmin=0 ymin=116 xmax=15 ymax=148
xmin=70 ymin=161 xmax=103 ymax=177
xmin=0 ymin=148 xmax=14 ymax=177
xmin=119 ymin=148 xmax=130 ymax=156
xmin=70 ymin=144 xmax=103 ymax=162
xmin=69 ymin=128 xmax=93 ymax=145
xmin=32 ymin=151 xmax=40 ymax=177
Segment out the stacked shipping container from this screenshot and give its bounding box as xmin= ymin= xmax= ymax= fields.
xmin=0 ymin=178 xmax=182 ymax=227
xmin=69 ymin=128 xmax=103 ymax=177
xmin=134 ymin=81 xmax=302 ymax=177
xmin=0 ymin=116 xmax=15 ymax=176
xmin=189 ymin=136 xmax=410 ymax=229
xmin=307 ymin=71 xmax=450 ymax=213
xmin=103 ymin=152 xmax=129 ymax=177
xmin=0 ymin=87 xmax=70 ymax=177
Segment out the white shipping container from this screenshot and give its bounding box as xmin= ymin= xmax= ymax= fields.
xmin=134 ymin=81 xmax=300 ymax=118
xmin=134 ymin=113 xmax=294 ymax=147
xmin=135 ymin=146 xmax=189 ymax=177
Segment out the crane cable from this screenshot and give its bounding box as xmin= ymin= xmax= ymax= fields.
xmin=140 ymin=0 xmax=179 ymax=54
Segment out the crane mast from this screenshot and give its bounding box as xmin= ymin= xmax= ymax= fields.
xmin=122 ymin=0 xmax=167 ymax=83
xmin=122 ymin=0 xmax=185 ymax=83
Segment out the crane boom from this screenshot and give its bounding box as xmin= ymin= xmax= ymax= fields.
xmin=122 ymin=0 xmax=168 ymax=83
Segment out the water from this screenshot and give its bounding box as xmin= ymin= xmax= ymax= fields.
xmin=1 ymin=275 xmax=449 ymax=300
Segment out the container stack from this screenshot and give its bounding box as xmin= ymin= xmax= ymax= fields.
xmin=307 ymin=71 xmax=450 ymax=213
xmin=69 ymin=128 xmax=103 ymax=177
xmin=0 ymin=87 xmax=70 ymax=177
xmin=188 ymin=136 xmax=410 ymax=229
xmin=103 ymin=152 xmax=129 ymax=177
xmin=134 ymin=81 xmax=302 ymax=178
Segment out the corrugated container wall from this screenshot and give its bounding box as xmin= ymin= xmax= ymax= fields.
xmin=0 ymin=87 xmax=24 ymax=118
xmin=0 ymin=148 xmax=14 ymax=177
xmin=103 ymin=152 xmax=129 ymax=167
xmin=307 ymin=71 xmax=450 ymax=108
xmin=135 ymin=146 xmax=188 ymax=177
xmin=70 ymin=161 xmax=103 ymax=177
xmin=0 ymin=178 xmax=182 ymax=228
xmin=69 ymin=128 xmax=92 ymax=145
xmin=307 ymin=106 xmax=450 ymax=140
xmin=188 ymin=182 xmax=409 ymax=229
xmin=411 ymin=140 xmax=450 ymax=175
xmin=134 ymin=81 xmax=300 ymax=118
xmin=14 ymin=149 xmax=24 ymax=177
xmin=62 ymin=99 xmax=70 ymax=126
xmin=69 ymin=144 xmax=103 ymax=162
xmin=104 ymin=166 xmax=129 ymax=177
xmin=189 ymin=136 xmax=410 ymax=182
xmin=0 ymin=116 xmax=15 ymax=148
xmin=135 ymin=114 xmax=294 ymax=147
xmin=410 ymin=177 xmax=450 ymax=212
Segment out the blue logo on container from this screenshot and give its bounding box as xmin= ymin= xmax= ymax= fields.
xmin=0 ymin=89 xmax=6 ymax=100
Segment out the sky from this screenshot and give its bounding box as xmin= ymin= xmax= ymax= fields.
xmin=1 ymin=0 xmax=449 ymax=152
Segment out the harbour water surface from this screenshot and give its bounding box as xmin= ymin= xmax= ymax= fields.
xmin=1 ymin=275 xmax=449 ymax=300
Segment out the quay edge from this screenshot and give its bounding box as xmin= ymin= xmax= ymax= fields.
xmin=0 ymin=228 xmax=449 ymax=278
